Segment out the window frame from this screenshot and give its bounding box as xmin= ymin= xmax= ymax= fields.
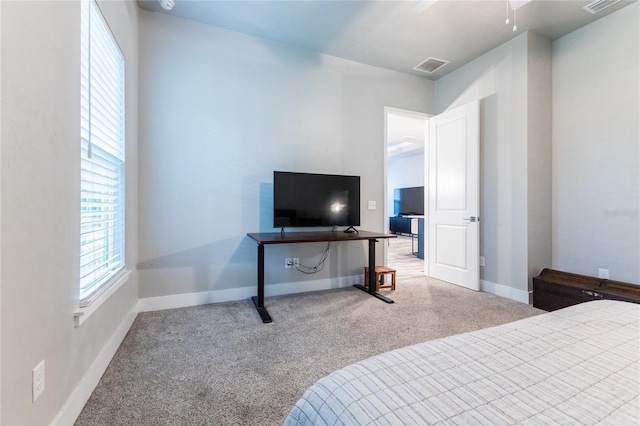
xmin=77 ymin=0 xmax=128 ymax=318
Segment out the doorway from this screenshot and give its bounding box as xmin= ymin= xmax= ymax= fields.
xmin=383 ymin=107 xmax=429 ymax=279
xmin=384 ymin=102 xmax=481 ymax=291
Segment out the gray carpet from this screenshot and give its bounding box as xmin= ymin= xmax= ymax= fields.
xmin=75 ymin=277 xmax=543 ymax=425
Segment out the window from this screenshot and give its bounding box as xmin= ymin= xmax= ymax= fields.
xmin=80 ymin=0 xmax=126 ymax=304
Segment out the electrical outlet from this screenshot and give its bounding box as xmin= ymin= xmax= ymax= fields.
xmin=368 ymin=200 xmax=376 ymax=210
xmin=479 ymin=256 xmax=485 ymax=267
xmin=293 ymin=258 xmax=299 ymax=267
xmin=33 ymin=360 xmax=45 ymax=402
xmin=598 ymin=268 xmax=609 ymax=279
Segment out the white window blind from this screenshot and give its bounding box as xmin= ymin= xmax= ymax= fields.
xmin=80 ymin=0 xmax=126 ymax=304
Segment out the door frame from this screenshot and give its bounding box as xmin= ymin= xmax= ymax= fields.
xmin=383 ymin=106 xmax=431 ymax=273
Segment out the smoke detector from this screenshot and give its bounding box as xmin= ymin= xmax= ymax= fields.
xmin=158 ymin=0 xmax=175 ymax=10
xmin=413 ymin=57 xmax=449 ymax=74
xmin=583 ymin=0 xmax=619 ymax=14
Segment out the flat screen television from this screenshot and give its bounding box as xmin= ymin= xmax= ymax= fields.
xmin=273 ymin=171 xmax=361 ymax=228
xmin=394 ymin=186 xmax=424 ymax=216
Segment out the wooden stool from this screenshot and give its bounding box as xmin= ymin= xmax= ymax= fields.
xmin=363 ymin=266 xmax=396 ymax=291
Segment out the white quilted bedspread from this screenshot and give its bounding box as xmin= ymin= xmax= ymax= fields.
xmin=284 ymin=300 xmax=640 ymax=425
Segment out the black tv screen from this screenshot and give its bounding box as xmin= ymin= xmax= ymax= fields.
xmin=395 ymin=186 xmax=424 ymax=216
xmin=273 ymin=171 xmax=361 ymax=228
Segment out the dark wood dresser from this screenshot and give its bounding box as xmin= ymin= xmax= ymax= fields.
xmin=533 ymin=268 xmax=640 ymax=311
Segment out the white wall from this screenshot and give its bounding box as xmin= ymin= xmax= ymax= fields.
xmin=552 ymin=3 xmax=639 ymax=284
xmin=0 ymin=3 xmax=3 ymax=422
xmin=137 ymin=11 xmax=433 ymax=305
xmin=527 ymin=33 xmax=553 ymax=291
xmin=435 ymin=33 xmax=552 ymax=300
xmin=0 ymin=1 xmax=139 ymax=424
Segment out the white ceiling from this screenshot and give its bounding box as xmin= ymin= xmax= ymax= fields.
xmin=387 ymin=112 xmax=427 ymax=160
xmin=137 ymin=0 xmax=636 ymax=80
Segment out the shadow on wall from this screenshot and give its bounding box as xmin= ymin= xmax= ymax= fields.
xmin=137 ymin=235 xmax=256 ymax=292
xmin=479 ymin=93 xmax=500 ymax=284
xmin=260 ymin=182 xmax=274 ymax=231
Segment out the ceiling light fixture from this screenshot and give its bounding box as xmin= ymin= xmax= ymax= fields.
xmin=505 ymin=0 xmax=532 ymax=32
xmin=158 ymin=0 xmax=175 ymax=10
xmin=505 ymin=0 xmax=521 ymax=32
xmin=505 ymin=0 xmax=510 ymax=26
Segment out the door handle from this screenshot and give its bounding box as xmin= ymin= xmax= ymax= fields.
xmin=463 ymin=216 xmax=479 ymax=222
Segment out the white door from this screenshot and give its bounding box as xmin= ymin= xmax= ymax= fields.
xmin=427 ymin=101 xmax=480 ymax=290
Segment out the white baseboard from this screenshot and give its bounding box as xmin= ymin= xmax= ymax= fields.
xmin=137 ymin=275 xmax=361 ymax=313
xmin=481 ymin=279 xmax=532 ymax=304
xmin=52 ymin=305 xmax=138 ymax=426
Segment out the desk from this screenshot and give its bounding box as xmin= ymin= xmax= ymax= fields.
xmin=247 ymin=230 xmax=397 ymax=323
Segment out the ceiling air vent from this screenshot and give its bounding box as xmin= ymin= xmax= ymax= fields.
xmin=413 ymin=57 xmax=449 ymax=74
xmin=583 ymin=0 xmax=619 ymax=14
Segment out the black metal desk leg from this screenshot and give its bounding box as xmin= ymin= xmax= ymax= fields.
xmin=368 ymin=238 xmax=376 ymax=294
xmin=251 ymin=243 xmax=273 ymax=323
xmin=353 ymin=238 xmax=394 ymax=304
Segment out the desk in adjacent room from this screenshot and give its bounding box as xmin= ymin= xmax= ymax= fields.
xmin=247 ymin=230 xmax=397 ymax=323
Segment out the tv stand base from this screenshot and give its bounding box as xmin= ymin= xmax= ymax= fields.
xmin=353 ymin=284 xmax=394 ymax=304
xmin=251 ymin=296 xmax=273 ymax=323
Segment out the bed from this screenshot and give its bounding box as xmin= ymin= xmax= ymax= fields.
xmin=284 ymin=300 xmax=640 ymax=425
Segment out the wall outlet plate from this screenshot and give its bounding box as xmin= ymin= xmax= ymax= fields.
xmin=367 ymin=200 xmax=376 ymax=210
xmin=598 ymin=268 xmax=609 ymax=279
xmin=33 ymin=360 xmax=45 ymax=402
xmin=285 ymin=258 xmax=292 ymax=269
xmin=479 ymin=256 xmax=485 ymax=267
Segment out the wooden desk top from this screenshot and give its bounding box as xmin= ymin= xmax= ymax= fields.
xmin=247 ymin=230 xmax=396 ymax=245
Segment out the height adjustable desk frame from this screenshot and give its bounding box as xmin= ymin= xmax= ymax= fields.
xmin=247 ymin=231 xmax=396 ymax=323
